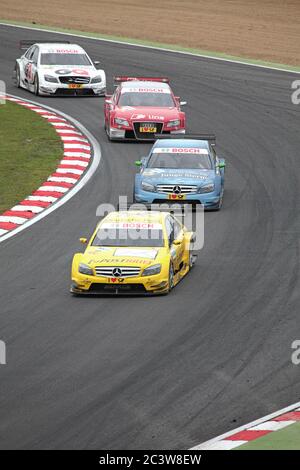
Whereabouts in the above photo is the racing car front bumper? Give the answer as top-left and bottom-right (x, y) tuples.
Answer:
(71, 271), (169, 295)
(134, 189), (223, 210)
(107, 125), (185, 141)
(39, 82), (106, 96)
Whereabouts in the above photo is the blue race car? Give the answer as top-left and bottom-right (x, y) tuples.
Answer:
(134, 135), (225, 210)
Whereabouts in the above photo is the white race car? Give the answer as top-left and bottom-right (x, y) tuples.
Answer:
(14, 40), (106, 96)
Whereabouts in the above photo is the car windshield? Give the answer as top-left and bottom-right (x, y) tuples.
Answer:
(40, 53), (91, 66)
(118, 92), (174, 107)
(148, 151), (212, 169)
(92, 227), (165, 247)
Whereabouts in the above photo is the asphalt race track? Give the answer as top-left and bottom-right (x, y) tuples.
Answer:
(0, 24), (299, 449)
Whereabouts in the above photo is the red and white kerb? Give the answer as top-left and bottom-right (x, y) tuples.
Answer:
(0, 97), (92, 237)
(194, 408), (300, 450)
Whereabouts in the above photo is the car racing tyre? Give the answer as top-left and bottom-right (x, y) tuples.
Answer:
(168, 263), (175, 293)
(15, 64), (21, 88)
(217, 188), (224, 210)
(219, 190), (224, 209)
(188, 237), (197, 269)
(33, 75), (40, 96)
(189, 250), (194, 269)
(132, 188), (137, 204)
(106, 120), (112, 141)
(210, 191), (224, 212)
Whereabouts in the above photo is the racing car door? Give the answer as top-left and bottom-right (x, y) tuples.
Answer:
(166, 216), (185, 273)
(22, 46), (39, 85)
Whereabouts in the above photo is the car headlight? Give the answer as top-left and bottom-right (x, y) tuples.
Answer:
(142, 264), (162, 276)
(166, 119), (180, 128)
(44, 74), (59, 83)
(91, 75), (102, 84)
(115, 117), (129, 127)
(78, 263), (94, 275)
(199, 183), (215, 193)
(141, 181), (156, 192)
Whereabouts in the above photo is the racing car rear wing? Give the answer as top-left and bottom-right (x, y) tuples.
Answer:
(19, 40), (71, 50)
(114, 76), (169, 86)
(154, 133), (216, 143)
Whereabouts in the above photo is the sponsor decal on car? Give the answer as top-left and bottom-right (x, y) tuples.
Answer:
(52, 68), (90, 76)
(148, 115), (165, 120)
(168, 194), (186, 200)
(88, 257), (151, 265)
(163, 173), (208, 179)
(140, 123), (157, 133)
(153, 147), (208, 154)
(114, 248), (158, 259)
(54, 69), (72, 75)
(25, 62), (34, 82)
(131, 113), (146, 120)
(109, 278), (125, 283)
(101, 222), (162, 230)
(121, 88), (170, 94)
(142, 169), (209, 179)
(45, 48), (82, 54)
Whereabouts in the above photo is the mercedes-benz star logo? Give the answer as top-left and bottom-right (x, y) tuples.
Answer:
(173, 185), (181, 194)
(112, 268), (122, 277)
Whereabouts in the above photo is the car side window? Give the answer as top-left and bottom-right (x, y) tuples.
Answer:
(165, 217), (174, 246)
(32, 47), (39, 64)
(210, 145), (217, 165)
(26, 46), (37, 62)
(114, 88), (120, 104)
(25, 47), (33, 60)
(173, 218), (182, 239)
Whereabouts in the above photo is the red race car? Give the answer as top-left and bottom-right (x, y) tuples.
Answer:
(104, 77), (186, 141)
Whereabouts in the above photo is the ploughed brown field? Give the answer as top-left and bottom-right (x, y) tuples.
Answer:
(1, 0), (299, 65)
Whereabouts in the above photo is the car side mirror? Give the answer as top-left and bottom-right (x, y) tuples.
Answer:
(180, 101), (187, 106)
(136, 156), (147, 167)
(217, 161), (226, 169)
(173, 239), (181, 246)
(80, 237), (88, 244)
(93, 60), (101, 68)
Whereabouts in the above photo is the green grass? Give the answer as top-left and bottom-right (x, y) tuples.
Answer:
(1, 19), (300, 73)
(236, 422), (300, 450)
(0, 100), (62, 212)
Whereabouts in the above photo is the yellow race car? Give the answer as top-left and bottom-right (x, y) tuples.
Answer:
(71, 210), (196, 295)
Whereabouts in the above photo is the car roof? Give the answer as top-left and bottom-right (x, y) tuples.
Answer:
(153, 139), (210, 150)
(36, 43), (85, 53)
(120, 81), (171, 91)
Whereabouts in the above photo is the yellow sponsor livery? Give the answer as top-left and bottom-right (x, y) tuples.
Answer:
(71, 210), (196, 295)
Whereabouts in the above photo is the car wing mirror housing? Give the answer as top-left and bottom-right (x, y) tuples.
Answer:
(135, 157), (147, 167)
(217, 158), (226, 169)
(80, 237), (88, 244)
